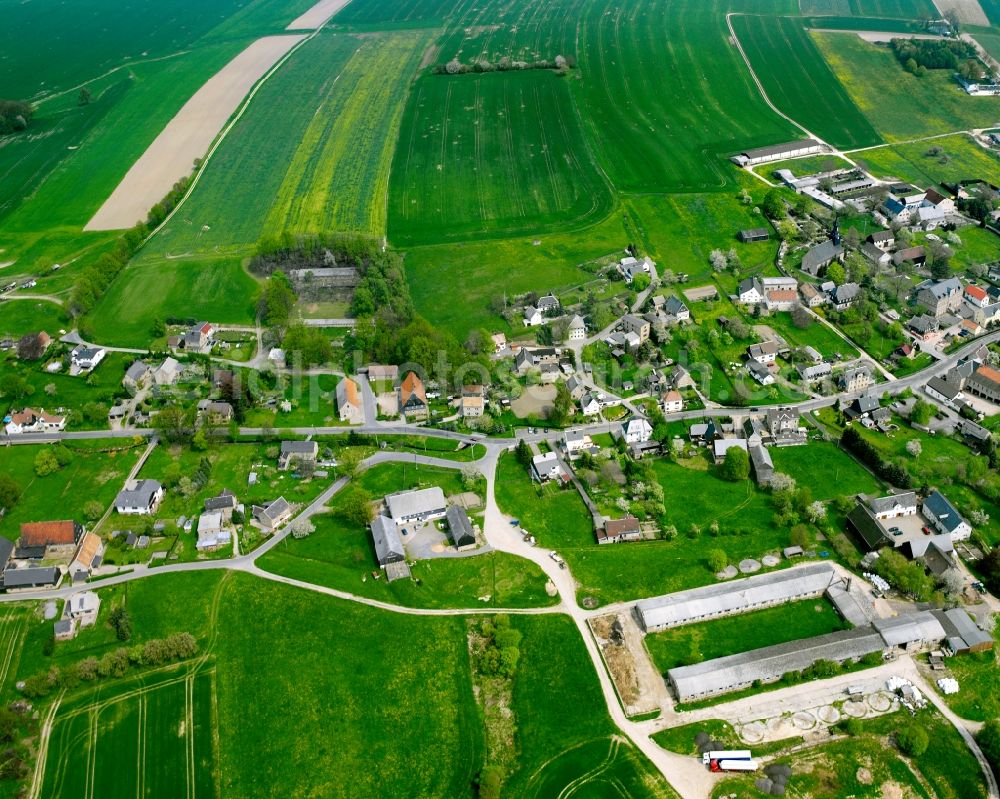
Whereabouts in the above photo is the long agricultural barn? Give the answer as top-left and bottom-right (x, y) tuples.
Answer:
(732, 139), (823, 166)
(667, 611), (950, 702)
(635, 563), (837, 632)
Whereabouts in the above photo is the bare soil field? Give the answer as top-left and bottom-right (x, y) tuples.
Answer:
(85, 35), (305, 231)
(932, 0), (990, 25)
(286, 0), (355, 30)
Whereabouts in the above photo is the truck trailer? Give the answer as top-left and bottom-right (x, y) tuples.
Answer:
(710, 759), (760, 773)
(702, 750), (751, 765)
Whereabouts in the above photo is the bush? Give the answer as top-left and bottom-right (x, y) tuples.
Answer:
(896, 724), (929, 757)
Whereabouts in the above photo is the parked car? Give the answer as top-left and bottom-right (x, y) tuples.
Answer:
(922, 526), (932, 535)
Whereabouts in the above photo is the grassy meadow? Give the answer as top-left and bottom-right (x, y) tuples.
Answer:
(855, 133), (1000, 189)
(389, 70), (614, 245)
(0, 300), (68, 339)
(798, 0), (937, 14)
(813, 32), (1000, 141)
(732, 15), (881, 150)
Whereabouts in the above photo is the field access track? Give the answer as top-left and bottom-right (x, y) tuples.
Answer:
(85, 35), (305, 232)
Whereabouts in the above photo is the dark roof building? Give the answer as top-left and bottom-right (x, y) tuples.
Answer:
(738, 228), (770, 243)
(3, 567), (60, 590)
(370, 516), (405, 566)
(445, 506), (476, 549)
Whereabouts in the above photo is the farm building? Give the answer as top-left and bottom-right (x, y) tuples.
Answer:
(667, 611), (949, 701)
(252, 497), (292, 531)
(370, 516), (406, 567)
(445, 506), (476, 550)
(931, 608), (993, 654)
(738, 228), (769, 243)
(965, 365), (1000, 403)
(386, 487), (447, 524)
(748, 444), (775, 486)
(732, 139), (823, 166)
(278, 441), (318, 471)
(635, 563), (836, 632)
(2, 566), (61, 591)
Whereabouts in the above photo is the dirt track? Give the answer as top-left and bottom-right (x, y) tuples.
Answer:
(286, 0), (353, 30)
(85, 35), (305, 232)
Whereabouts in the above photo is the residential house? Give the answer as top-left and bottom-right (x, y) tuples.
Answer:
(567, 315), (586, 341)
(801, 240), (844, 278)
(923, 490), (972, 541)
(4, 407), (66, 435)
(766, 408), (806, 445)
(204, 490), (238, 519)
(737, 277), (764, 305)
(367, 364), (399, 383)
(838, 366), (874, 393)
(916, 205), (946, 230)
(114, 480), (164, 515)
(537, 294), (561, 314)
(196, 512), (232, 551)
(924, 188), (955, 213)
(619, 417), (653, 444)
(801, 346), (822, 364)
(563, 430), (593, 457)
(965, 365), (1000, 403)
(69, 532), (104, 580)
(446, 506), (477, 550)
(618, 256), (654, 283)
(566, 375), (586, 401)
(746, 359), (774, 385)
(892, 246), (926, 268)
(846, 392), (880, 420)
(523, 306), (543, 327)
(689, 420), (717, 445)
(67, 591), (101, 626)
(907, 313), (939, 341)
(461, 385), (485, 418)
(515, 347), (559, 374)
(861, 243), (892, 268)
(123, 361), (150, 392)
(336, 377), (363, 424)
(70, 345), (105, 371)
(868, 492), (918, 521)
(579, 393), (601, 417)
(661, 390), (683, 414)
(961, 319), (983, 337)
(182, 322), (215, 352)
(386, 487), (447, 524)
(830, 282), (861, 311)
(400, 372), (428, 420)
(925, 376), (964, 409)
(800, 283), (828, 308)
(747, 341), (778, 364)
(964, 284), (989, 310)
(596, 517), (643, 545)
(662, 295), (690, 323)
(620, 314), (650, 344)
(153, 357), (182, 386)
(278, 440), (318, 471)
(252, 497), (292, 531)
(197, 400), (234, 425)
(531, 452), (564, 483)
(868, 230), (895, 251)
(491, 333), (507, 353)
(915, 278), (963, 317)
(370, 516), (406, 569)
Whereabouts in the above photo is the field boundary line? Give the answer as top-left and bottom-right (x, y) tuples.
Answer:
(843, 128), (977, 154)
(27, 691), (64, 799)
(139, 24), (334, 251)
(32, 50), (193, 107)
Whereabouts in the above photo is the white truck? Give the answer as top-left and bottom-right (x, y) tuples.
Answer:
(702, 750), (751, 765)
(710, 759), (759, 773)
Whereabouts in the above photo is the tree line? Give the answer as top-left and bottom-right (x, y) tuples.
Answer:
(890, 38), (978, 76)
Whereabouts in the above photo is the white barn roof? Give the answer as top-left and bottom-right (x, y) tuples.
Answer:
(385, 487), (446, 522)
(636, 563), (836, 630)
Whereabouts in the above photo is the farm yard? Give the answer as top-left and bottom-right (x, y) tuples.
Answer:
(389, 70), (613, 244)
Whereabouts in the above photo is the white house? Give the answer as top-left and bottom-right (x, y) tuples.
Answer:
(71, 345), (106, 371)
(747, 341), (778, 365)
(563, 430), (593, 456)
(567, 315), (586, 341)
(867, 492), (918, 521)
(523, 306), (543, 327)
(923, 490), (972, 541)
(619, 418), (653, 444)
(737, 277), (764, 305)
(196, 512), (232, 551)
(746, 359), (775, 385)
(153, 357), (182, 386)
(531, 452), (563, 483)
(661, 390), (683, 414)
(114, 480), (164, 515)
(336, 377), (364, 425)
(579, 393), (601, 417)
(5, 408), (66, 435)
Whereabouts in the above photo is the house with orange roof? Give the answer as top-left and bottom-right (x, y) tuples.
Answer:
(69, 532), (105, 580)
(4, 407), (66, 435)
(400, 372), (428, 420)
(337, 377), (363, 425)
(965, 365), (1000, 403)
(964, 284), (989, 309)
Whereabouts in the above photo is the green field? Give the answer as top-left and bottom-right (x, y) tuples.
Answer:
(574, 0), (797, 192)
(770, 440), (882, 498)
(750, 310), (860, 360)
(940, 649), (1000, 722)
(85, 257), (258, 346)
(644, 598), (849, 673)
(0, 300), (68, 338)
(814, 32), (1000, 141)
(855, 134), (1000, 189)
(799, 0), (937, 15)
(40, 666), (217, 799)
(389, 70), (614, 245)
(0, 440), (145, 541)
(733, 15), (881, 150)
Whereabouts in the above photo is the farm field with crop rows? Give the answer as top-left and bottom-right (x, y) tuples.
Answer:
(389, 70), (613, 245)
(732, 14), (882, 149)
(798, 0), (936, 15)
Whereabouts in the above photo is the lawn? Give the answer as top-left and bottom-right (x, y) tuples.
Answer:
(769, 440), (883, 499)
(653, 718), (801, 757)
(644, 598), (849, 673)
(940, 648), (1000, 722)
(759, 153), (853, 177)
(573, 0), (798, 192)
(0, 439), (145, 542)
(813, 32), (1000, 141)
(749, 309), (859, 360)
(855, 134), (1000, 190)
(258, 510), (557, 609)
(389, 69), (613, 245)
(0, 300), (68, 338)
(85, 256), (259, 347)
(732, 15), (881, 150)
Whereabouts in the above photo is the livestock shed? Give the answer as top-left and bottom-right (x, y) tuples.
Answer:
(872, 613), (947, 652)
(667, 627), (884, 702)
(635, 563), (836, 632)
(931, 608), (993, 654)
(445, 506), (476, 550)
(739, 228), (770, 243)
(732, 139), (823, 166)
